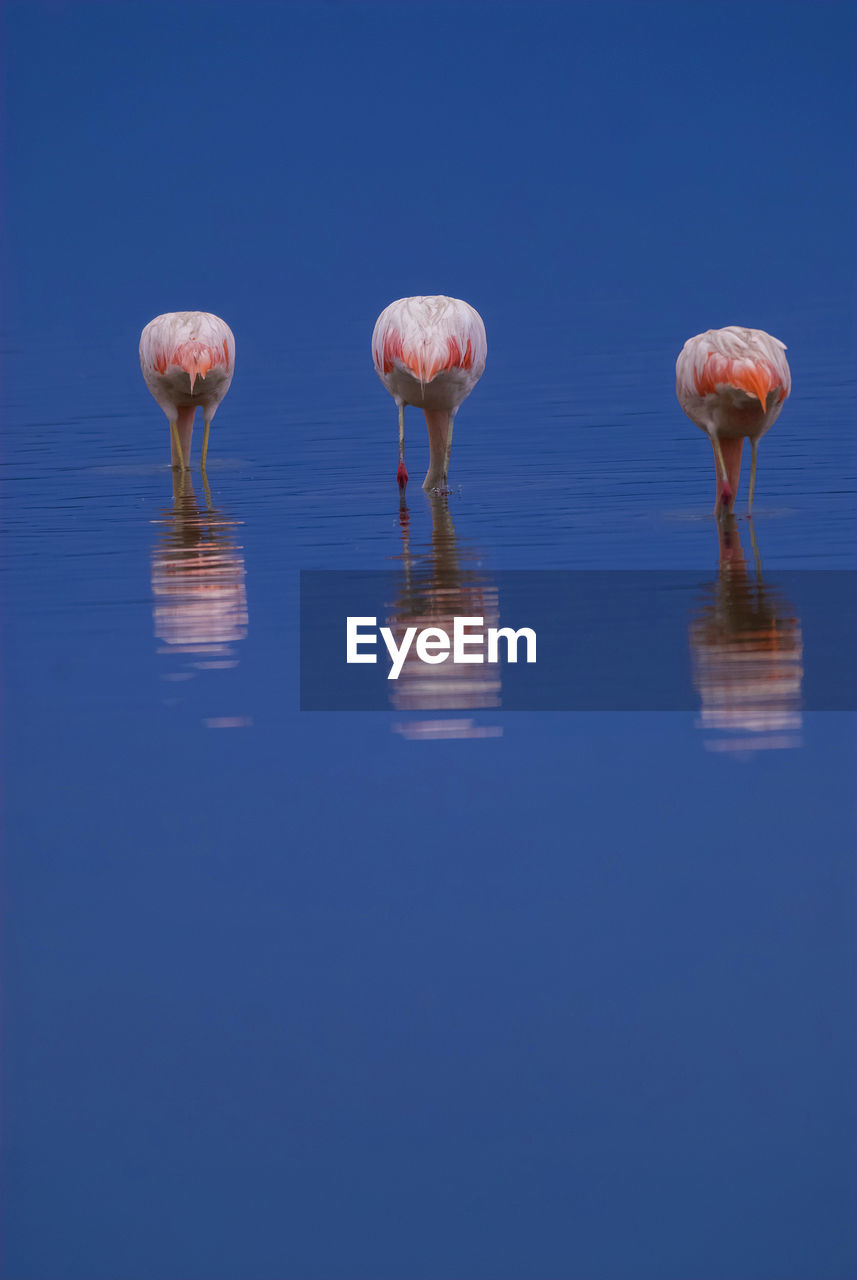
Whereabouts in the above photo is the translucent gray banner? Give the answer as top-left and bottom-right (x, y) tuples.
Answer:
(300, 570), (856, 715)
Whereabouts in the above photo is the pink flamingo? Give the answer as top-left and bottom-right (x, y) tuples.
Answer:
(140, 311), (235, 470)
(372, 296), (487, 492)
(676, 326), (790, 514)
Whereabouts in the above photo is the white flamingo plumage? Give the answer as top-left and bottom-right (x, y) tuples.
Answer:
(372, 296), (487, 492)
(676, 326), (790, 514)
(140, 311), (236, 470)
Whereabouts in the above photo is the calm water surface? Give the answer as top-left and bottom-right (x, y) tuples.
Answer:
(3, 312), (855, 1279)
(3, 2), (856, 1277)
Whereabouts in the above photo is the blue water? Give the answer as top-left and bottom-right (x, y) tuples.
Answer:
(3, 4), (855, 1278)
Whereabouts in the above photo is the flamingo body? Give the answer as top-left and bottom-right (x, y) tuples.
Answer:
(140, 311), (235, 468)
(676, 326), (790, 512)
(372, 296), (487, 491)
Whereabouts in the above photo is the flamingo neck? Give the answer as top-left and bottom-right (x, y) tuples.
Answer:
(171, 405), (196, 467)
(423, 408), (451, 490)
(716, 437), (744, 510)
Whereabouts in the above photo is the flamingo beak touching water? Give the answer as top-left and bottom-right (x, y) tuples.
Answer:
(675, 325), (790, 516)
(140, 311), (236, 470)
(372, 295), (487, 493)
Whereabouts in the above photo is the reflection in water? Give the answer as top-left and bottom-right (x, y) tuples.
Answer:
(387, 494), (501, 739)
(151, 473), (249, 705)
(690, 518), (802, 753)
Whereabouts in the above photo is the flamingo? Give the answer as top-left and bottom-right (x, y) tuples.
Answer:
(372, 296), (487, 492)
(676, 326), (790, 514)
(140, 311), (235, 470)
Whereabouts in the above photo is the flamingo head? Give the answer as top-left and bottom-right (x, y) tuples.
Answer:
(396, 462), (409, 489)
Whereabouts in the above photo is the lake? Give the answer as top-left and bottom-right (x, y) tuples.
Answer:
(2, 4), (855, 1278)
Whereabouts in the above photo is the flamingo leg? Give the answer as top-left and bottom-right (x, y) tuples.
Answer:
(201, 418), (211, 472)
(441, 411), (455, 489)
(711, 434), (728, 486)
(747, 439), (758, 516)
(170, 419), (187, 471)
(201, 467), (213, 512)
(396, 402), (409, 490)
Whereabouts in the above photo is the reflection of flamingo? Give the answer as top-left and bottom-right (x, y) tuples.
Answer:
(676, 326), (790, 514)
(388, 495), (501, 739)
(151, 471), (248, 672)
(689, 516), (802, 752)
(140, 311), (235, 470)
(372, 296), (487, 493)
